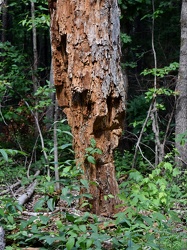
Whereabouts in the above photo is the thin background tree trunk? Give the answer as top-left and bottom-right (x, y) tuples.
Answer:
(176, 0), (187, 167)
(54, 100), (60, 191)
(31, 1), (40, 140)
(31, 1), (38, 93)
(48, 0), (127, 215)
(1, 0), (7, 43)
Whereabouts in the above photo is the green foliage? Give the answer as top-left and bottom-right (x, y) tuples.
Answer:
(141, 62), (179, 77)
(119, 157), (181, 211)
(113, 208), (187, 250)
(0, 170), (110, 249)
(121, 32), (132, 45)
(127, 94), (150, 133)
(126, 85), (176, 165)
(0, 198), (23, 231)
(145, 87), (177, 102)
(176, 130), (187, 146)
(8, 211), (110, 249)
(0, 42), (35, 151)
(0, 149), (27, 183)
(113, 151), (187, 249)
(0, 148), (26, 162)
(48, 119), (74, 163)
(85, 138), (102, 164)
(33, 82), (55, 111)
(115, 150), (133, 176)
(0, 42), (31, 93)
(0, 148), (187, 249)
(19, 0), (50, 30)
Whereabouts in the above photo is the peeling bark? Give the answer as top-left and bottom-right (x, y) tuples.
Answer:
(48, 0), (127, 215)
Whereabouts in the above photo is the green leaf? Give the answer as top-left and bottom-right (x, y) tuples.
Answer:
(47, 198), (55, 211)
(129, 170), (143, 181)
(60, 143), (72, 150)
(90, 138), (96, 148)
(62, 131), (73, 137)
(62, 166), (71, 173)
(79, 224), (87, 232)
(173, 167), (180, 177)
(86, 239), (93, 248)
(66, 237), (75, 250)
(127, 240), (140, 250)
(115, 212), (131, 227)
(61, 187), (69, 196)
(152, 212), (166, 222)
(39, 215), (50, 225)
(31, 225), (39, 234)
(7, 215), (14, 224)
(108, 194), (114, 198)
(33, 198), (45, 211)
(0, 208), (4, 216)
(90, 224), (98, 233)
(40, 235), (56, 245)
(142, 215), (153, 226)
(56, 220), (63, 229)
(80, 179), (89, 190)
(95, 148), (102, 154)
(163, 162), (172, 172)
(87, 155), (96, 164)
(0, 149), (8, 161)
(66, 213), (77, 222)
(85, 147), (94, 153)
(15, 204), (23, 212)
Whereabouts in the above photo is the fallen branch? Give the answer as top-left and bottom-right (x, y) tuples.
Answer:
(0, 180), (21, 196)
(0, 170), (40, 196)
(17, 180), (37, 205)
(21, 208), (60, 217)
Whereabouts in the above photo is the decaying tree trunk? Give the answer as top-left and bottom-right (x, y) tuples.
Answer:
(48, 0), (127, 215)
(176, 0), (187, 167)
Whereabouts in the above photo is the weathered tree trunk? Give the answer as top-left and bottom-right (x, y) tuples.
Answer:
(176, 0), (187, 167)
(48, 0), (127, 215)
(1, 0), (8, 43)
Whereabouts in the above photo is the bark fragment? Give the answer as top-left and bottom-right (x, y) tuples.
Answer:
(49, 0), (127, 215)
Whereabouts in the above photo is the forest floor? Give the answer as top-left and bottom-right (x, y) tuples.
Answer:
(1, 178), (187, 250)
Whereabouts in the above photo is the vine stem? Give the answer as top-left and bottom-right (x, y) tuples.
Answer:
(132, 0), (164, 168)
(132, 99), (154, 168)
(6, 85), (50, 176)
(151, 0), (163, 166)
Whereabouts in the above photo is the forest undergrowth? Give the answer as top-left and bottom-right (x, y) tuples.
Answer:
(0, 137), (187, 250)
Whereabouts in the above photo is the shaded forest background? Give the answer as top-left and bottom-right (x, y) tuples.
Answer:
(0, 0), (181, 167)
